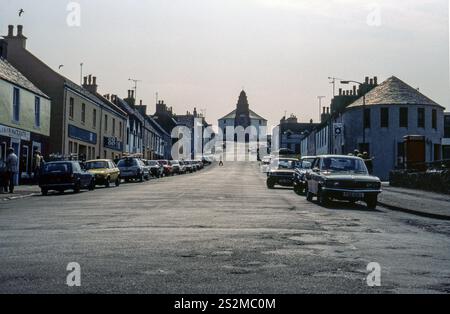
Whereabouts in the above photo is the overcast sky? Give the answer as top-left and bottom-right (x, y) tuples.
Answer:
(1, 0), (449, 128)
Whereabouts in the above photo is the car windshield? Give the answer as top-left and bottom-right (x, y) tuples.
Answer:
(271, 159), (298, 169)
(321, 157), (368, 174)
(85, 161), (108, 170)
(117, 159), (138, 167)
(158, 160), (168, 165)
(43, 163), (71, 173)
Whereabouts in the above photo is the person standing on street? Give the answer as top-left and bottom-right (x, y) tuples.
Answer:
(33, 151), (43, 183)
(6, 147), (18, 194)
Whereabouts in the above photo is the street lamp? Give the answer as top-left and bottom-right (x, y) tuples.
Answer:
(340, 80), (367, 150)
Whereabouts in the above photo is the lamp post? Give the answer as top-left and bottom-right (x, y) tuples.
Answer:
(340, 80), (366, 151)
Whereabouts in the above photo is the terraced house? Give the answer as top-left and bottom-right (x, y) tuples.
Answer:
(0, 57), (51, 182)
(1, 25), (127, 160)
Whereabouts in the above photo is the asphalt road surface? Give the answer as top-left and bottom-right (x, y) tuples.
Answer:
(1, 162), (450, 293)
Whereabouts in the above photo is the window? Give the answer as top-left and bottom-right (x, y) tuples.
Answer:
(363, 108), (371, 129)
(112, 118), (116, 136)
(34, 96), (41, 127)
(432, 109), (437, 130)
(93, 109), (97, 128)
(119, 121), (122, 138)
(81, 103), (86, 123)
(69, 97), (74, 119)
(104, 115), (108, 132)
(380, 108), (389, 128)
(417, 108), (425, 128)
(445, 115), (450, 138)
(12, 87), (20, 122)
(399, 108), (408, 128)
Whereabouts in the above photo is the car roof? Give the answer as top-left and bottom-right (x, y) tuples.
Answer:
(301, 156), (316, 160)
(317, 155), (362, 159)
(272, 158), (299, 161)
(46, 161), (77, 164)
(86, 159), (111, 163)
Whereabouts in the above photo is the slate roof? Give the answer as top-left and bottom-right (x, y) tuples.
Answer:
(220, 109), (267, 121)
(347, 76), (443, 109)
(0, 57), (48, 98)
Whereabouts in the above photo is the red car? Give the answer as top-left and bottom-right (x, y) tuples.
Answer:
(158, 160), (174, 176)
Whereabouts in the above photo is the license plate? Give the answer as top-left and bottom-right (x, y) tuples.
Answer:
(343, 192), (364, 198)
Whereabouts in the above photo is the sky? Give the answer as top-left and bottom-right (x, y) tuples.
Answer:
(1, 0), (449, 128)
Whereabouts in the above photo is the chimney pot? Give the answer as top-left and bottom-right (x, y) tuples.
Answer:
(131, 90), (135, 99)
(374, 76), (378, 85)
(88, 75), (92, 85)
(339, 88), (342, 96)
(365, 76), (369, 84)
(369, 78), (374, 85)
(7, 25), (13, 37)
(140, 100), (143, 106)
(327, 107), (330, 114)
(17, 25), (23, 36)
(353, 85), (357, 94)
(93, 76), (97, 86)
(83, 76), (87, 85)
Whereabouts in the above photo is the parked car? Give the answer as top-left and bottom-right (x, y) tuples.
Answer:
(266, 158), (300, 189)
(184, 160), (194, 173)
(158, 160), (174, 176)
(305, 155), (382, 209)
(169, 160), (182, 174)
(293, 156), (316, 194)
(85, 159), (121, 187)
(195, 160), (204, 170)
(39, 161), (95, 195)
(260, 156), (272, 173)
(177, 160), (187, 174)
(145, 160), (164, 178)
(140, 159), (153, 179)
(117, 157), (150, 182)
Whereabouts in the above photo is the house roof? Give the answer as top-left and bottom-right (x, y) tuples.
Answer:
(347, 76), (444, 109)
(0, 57), (48, 98)
(219, 109), (267, 121)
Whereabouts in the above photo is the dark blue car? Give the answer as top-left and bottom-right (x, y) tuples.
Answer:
(39, 161), (95, 195)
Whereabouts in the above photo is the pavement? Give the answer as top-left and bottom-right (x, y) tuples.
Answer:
(0, 162), (450, 293)
(379, 183), (450, 221)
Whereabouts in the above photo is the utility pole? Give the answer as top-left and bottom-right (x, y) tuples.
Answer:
(128, 78), (141, 101)
(317, 96), (326, 121)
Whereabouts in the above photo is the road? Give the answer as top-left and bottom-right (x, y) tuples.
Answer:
(0, 162), (450, 293)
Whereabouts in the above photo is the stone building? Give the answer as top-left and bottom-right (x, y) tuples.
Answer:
(1, 25), (127, 160)
(0, 57), (51, 182)
(218, 91), (267, 142)
(275, 114), (318, 155)
(331, 76), (444, 180)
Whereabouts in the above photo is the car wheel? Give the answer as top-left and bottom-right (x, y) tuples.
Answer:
(294, 184), (303, 195)
(89, 180), (95, 191)
(318, 190), (329, 207)
(140, 174), (144, 182)
(41, 188), (48, 196)
(74, 182), (81, 193)
(105, 177), (110, 188)
(266, 179), (275, 189)
(115, 177), (121, 187)
(366, 196), (378, 210)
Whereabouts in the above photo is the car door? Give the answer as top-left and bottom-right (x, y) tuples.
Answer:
(308, 158), (321, 194)
(108, 161), (118, 181)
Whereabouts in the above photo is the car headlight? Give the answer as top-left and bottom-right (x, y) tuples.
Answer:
(325, 180), (340, 187)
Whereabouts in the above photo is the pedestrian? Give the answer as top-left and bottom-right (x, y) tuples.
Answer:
(362, 152), (374, 174)
(0, 158), (7, 193)
(353, 149), (360, 157)
(6, 147), (18, 194)
(219, 155), (224, 167)
(33, 151), (43, 183)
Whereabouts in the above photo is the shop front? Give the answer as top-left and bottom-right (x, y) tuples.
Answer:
(0, 123), (49, 184)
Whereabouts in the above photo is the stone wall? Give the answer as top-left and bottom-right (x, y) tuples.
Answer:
(390, 170), (450, 195)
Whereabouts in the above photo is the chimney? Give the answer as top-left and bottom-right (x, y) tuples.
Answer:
(374, 76), (378, 85)
(83, 76), (88, 86)
(88, 75), (92, 85)
(140, 100), (143, 106)
(92, 76), (97, 86)
(339, 88), (342, 96)
(17, 25), (23, 37)
(310, 119), (313, 124)
(327, 107), (330, 114)
(131, 90), (135, 99)
(369, 78), (374, 85)
(323, 107), (326, 114)
(353, 85), (357, 95)
(7, 25), (13, 37)
(365, 76), (369, 84)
